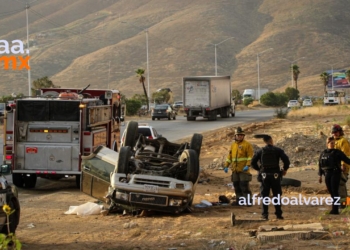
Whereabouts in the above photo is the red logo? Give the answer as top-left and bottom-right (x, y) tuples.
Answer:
(26, 147), (38, 154)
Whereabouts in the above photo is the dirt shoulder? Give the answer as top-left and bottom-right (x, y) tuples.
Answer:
(14, 107), (350, 250)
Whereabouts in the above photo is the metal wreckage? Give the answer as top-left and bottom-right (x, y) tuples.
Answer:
(81, 121), (203, 214)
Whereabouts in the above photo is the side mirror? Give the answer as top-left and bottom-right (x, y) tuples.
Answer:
(0, 165), (11, 175)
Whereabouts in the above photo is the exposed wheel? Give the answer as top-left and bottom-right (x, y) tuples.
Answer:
(12, 173), (24, 188)
(231, 107), (235, 117)
(152, 117), (155, 121)
(281, 178), (301, 187)
(220, 107), (229, 118)
(187, 117), (196, 121)
(117, 146), (131, 174)
(124, 121), (138, 148)
(168, 115), (171, 120)
(208, 110), (217, 121)
(157, 118), (160, 120)
(23, 174), (37, 189)
(76, 175), (81, 189)
(0, 198), (20, 234)
(113, 140), (118, 152)
(179, 149), (199, 184)
(190, 133), (203, 158)
(173, 115), (176, 120)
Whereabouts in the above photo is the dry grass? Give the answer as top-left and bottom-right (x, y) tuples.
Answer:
(287, 105), (350, 121)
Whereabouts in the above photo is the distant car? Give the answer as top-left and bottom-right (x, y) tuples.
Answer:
(173, 101), (183, 109)
(156, 88), (171, 93)
(151, 104), (176, 120)
(121, 123), (161, 146)
(287, 100), (300, 108)
(302, 99), (313, 107)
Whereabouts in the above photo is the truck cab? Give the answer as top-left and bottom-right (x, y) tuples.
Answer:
(324, 90), (346, 105)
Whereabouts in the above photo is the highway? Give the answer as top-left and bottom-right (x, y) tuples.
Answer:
(122, 108), (275, 142)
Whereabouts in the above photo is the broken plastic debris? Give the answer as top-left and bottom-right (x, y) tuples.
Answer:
(332, 231), (344, 236)
(64, 202), (104, 216)
(27, 223), (35, 228)
(200, 200), (212, 206)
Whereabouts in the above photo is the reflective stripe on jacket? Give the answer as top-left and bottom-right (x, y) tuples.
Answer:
(224, 140), (253, 173)
(335, 136), (350, 175)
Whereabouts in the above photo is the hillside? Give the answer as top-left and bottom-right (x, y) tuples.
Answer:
(1, 0), (350, 100)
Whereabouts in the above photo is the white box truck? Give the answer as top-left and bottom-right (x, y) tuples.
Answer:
(183, 76), (235, 121)
(242, 88), (268, 101)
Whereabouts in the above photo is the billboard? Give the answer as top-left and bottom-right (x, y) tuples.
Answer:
(327, 70), (350, 89)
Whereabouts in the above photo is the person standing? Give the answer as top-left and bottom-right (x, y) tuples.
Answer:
(251, 134), (290, 220)
(319, 136), (350, 214)
(331, 124), (350, 205)
(224, 127), (254, 206)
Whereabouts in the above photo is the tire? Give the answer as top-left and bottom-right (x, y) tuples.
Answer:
(157, 118), (160, 120)
(281, 178), (301, 187)
(179, 149), (199, 184)
(231, 107), (235, 117)
(173, 115), (176, 120)
(220, 107), (229, 118)
(117, 146), (131, 174)
(113, 140), (118, 152)
(0, 198), (20, 234)
(124, 121), (138, 148)
(190, 133), (203, 158)
(152, 117), (155, 121)
(12, 173), (24, 188)
(23, 174), (37, 188)
(168, 115), (171, 120)
(76, 175), (81, 189)
(187, 117), (196, 121)
(208, 110), (217, 121)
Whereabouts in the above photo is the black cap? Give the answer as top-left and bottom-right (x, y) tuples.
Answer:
(253, 134), (272, 142)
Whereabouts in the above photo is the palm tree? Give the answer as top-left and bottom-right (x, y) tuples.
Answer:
(320, 72), (330, 93)
(135, 68), (149, 111)
(291, 64), (300, 90)
(346, 69), (350, 84)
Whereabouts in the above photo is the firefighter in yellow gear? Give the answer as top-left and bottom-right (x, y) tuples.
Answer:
(224, 127), (254, 206)
(331, 124), (350, 206)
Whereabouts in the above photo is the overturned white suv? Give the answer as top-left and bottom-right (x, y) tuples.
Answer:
(81, 121), (202, 214)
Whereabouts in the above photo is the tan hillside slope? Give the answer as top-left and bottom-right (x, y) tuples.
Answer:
(0, 0), (349, 100)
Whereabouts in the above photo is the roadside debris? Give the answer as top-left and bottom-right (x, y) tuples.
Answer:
(64, 202), (104, 216)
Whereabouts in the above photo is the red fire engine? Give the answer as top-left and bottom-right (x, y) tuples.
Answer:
(3, 85), (124, 188)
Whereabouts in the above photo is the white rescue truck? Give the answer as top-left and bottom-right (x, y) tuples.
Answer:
(3, 85), (124, 188)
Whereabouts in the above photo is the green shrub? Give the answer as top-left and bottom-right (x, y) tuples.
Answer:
(243, 98), (253, 106)
(125, 99), (142, 115)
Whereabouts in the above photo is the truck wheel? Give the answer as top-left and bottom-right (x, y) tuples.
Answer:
(180, 149), (199, 184)
(220, 107), (229, 118)
(0, 197), (20, 234)
(124, 121), (138, 148)
(173, 115), (176, 120)
(187, 117), (196, 121)
(76, 175), (81, 189)
(168, 115), (171, 120)
(190, 133), (203, 158)
(152, 117), (155, 121)
(208, 110), (217, 121)
(117, 146), (131, 174)
(24, 174), (37, 189)
(12, 173), (24, 188)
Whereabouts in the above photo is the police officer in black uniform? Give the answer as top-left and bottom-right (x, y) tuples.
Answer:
(318, 136), (350, 214)
(251, 134), (290, 220)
